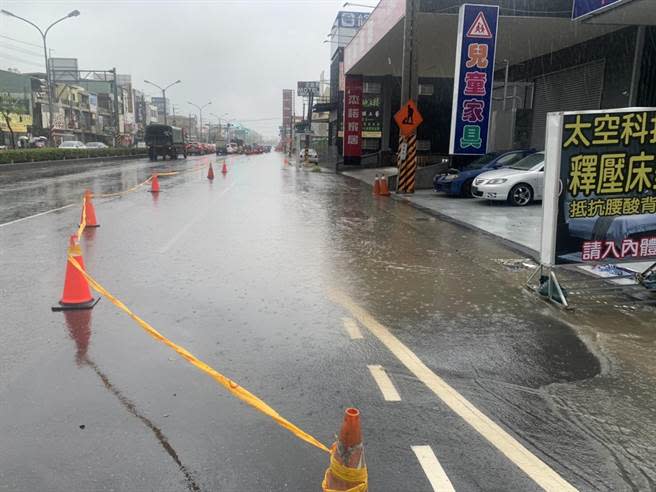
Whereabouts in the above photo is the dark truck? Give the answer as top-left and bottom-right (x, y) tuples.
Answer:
(145, 124), (187, 160)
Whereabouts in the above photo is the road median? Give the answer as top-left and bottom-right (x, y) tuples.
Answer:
(0, 147), (148, 171)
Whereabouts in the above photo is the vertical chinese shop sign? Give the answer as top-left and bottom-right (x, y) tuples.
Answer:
(449, 4), (499, 155)
(343, 75), (363, 158)
(541, 108), (656, 266)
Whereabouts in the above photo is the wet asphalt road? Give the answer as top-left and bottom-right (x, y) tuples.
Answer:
(0, 153), (654, 491)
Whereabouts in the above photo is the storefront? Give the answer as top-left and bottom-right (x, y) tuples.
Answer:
(337, 0), (656, 161)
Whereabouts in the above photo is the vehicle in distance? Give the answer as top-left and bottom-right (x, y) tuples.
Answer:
(472, 151), (545, 206)
(85, 141), (108, 149)
(226, 142), (238, 154)
(145, 124), (187, 160)
(59, 140), (86, 149)
(299, 148), (318, 164)
(434, 150), (534, 197)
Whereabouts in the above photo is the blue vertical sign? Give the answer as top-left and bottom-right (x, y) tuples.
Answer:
(449, 4), (499, 155)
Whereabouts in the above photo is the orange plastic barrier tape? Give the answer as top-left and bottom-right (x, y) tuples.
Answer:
(66, 255), (330, 454)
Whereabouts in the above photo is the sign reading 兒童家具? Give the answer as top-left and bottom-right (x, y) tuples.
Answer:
(449, 4), (499, 155)
(572, 0), (633, 21)
(541, 108), (656, 266)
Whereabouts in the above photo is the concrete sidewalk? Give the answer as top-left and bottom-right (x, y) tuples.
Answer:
(342, 166), (541, 256)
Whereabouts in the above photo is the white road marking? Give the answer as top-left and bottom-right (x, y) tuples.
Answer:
(342, 317), (364, 339)
(367, 365), (401, 401)
(158, 182), (236, 254)
(412, 445), (456, 492)
(328, 288), (577, 492)
(0, 203), (77, 228)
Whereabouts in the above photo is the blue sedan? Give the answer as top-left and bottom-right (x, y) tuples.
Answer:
(434, 150), (535, 197)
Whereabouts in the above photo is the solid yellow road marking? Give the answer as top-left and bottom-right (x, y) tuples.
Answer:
(342, 317), (364, 340)
(412, 445), (456, 492)
(329, 288), (577, 492)
(367, 365), (401, 402)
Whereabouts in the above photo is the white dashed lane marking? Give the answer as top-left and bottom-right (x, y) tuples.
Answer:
(367, 365), (401, 401)
(342, 317), (363, 339)
(412, 445), (456, 492)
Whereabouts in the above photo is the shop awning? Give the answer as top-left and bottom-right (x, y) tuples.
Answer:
(346, 11), (623, 78)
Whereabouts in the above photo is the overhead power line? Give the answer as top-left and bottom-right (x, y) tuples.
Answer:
(0, 43), (43, 58)
(0, 34), (43, 49)
(0, 52), (44, 68)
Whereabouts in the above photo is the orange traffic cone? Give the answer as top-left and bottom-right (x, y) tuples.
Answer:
(81, 190), (100, 227)
(323, 408), (367, 491)
(284, 157), (289, 166)
(150, 173), (160, 193)
(52, 235), (98, 311)
(207, 163), (215, 180)
(378, 174), (391, 197)
(372, 175), (381, 196)
(221, 161), (228, 175)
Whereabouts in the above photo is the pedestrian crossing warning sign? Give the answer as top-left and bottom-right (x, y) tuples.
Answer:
(394, 99), (423, 136)
(466, 11), (493, 39)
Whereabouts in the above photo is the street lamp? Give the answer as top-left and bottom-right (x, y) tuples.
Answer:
(143, 79), (181, 125)
(1, 8), (80, 145)
(188, 101), (211, 142)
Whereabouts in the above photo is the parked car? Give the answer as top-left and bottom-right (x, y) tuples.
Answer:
(59, 140), (86, 149)
(299, 148), (319, 164)
(85, 142), (108, 149)
(226, 142), (238, 154)
(472, 151), (545, 206)
(186, 142), (202, 155)
(434, 150), (534, 197)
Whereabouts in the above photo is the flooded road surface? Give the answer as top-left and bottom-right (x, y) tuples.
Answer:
(0, 152), (654, 491)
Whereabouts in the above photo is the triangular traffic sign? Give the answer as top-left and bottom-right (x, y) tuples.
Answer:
(394, 99), (423, 136)
(466, 11), (493, 39)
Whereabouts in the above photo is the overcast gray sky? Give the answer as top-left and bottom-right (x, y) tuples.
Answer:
(0, 0), (374, 139)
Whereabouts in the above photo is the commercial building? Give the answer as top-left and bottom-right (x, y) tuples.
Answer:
(0, 69), (33, 147)
(329, 0), (656, 165)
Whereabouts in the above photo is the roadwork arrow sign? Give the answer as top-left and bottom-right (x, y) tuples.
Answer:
(394, 99), (423, 137)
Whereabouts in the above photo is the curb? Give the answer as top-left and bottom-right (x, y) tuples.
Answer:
(0, 153), (148, 172)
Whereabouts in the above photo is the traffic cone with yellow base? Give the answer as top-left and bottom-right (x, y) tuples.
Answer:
(378, 174), (391, 197)
(81, 190), (100, 227)
(150, 173), (160, 193)
(322, 408), (368, 492)
(372, 175), (381, 196)
(52, 235), (99, 312)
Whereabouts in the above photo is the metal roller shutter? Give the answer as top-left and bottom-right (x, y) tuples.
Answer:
(531, 60), (605, 149)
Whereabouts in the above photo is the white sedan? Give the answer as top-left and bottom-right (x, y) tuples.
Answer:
(299, 148), (318, 164)
(471, 152), (545, 206)
(59, 140), (86, 149)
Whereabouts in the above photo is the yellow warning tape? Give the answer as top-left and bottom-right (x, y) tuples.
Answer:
(65, 254), (330, 454)
(93, 175), (154, 198)
(155, 161), (209, 176)
(322, 449), (368, 492)
(76, 195), (87, 240)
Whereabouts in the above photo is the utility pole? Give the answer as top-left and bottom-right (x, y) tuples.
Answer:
(111, 68), (120, 147)
(304, 91), (314, 165)
(397, 0), (419, 193)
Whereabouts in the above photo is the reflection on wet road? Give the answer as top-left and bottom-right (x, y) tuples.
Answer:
(0, 153), (654, 491)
